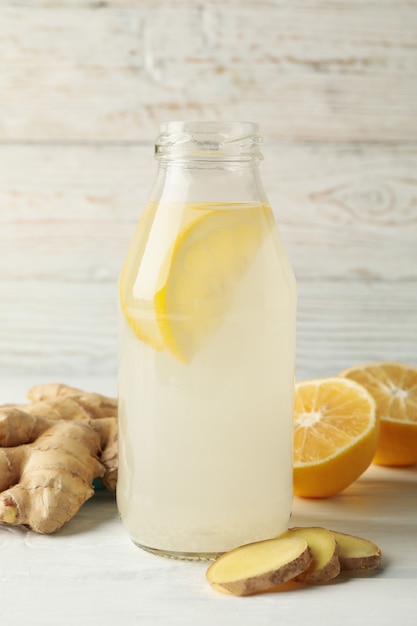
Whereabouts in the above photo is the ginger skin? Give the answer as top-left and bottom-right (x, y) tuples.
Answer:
(0, 384), (118, 534)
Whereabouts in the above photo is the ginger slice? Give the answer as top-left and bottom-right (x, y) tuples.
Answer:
(330, 530), (381, 571)
(206, 536), (312, 596)
(283, 527), (340, 583)
(0, 383), (118, 533)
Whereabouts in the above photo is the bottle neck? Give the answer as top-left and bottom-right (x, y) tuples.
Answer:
(149, 158), (268, 205)
(155, 121), (263, 162)
(149, 121), (268, 205)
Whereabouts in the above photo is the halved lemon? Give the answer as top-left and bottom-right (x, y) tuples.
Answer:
(340, 362), (417, 467)
(293, 377), (379, 498)
(120, 203), (270, 362)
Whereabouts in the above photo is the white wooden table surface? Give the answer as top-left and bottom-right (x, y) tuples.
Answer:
(1, 376), (416, 626)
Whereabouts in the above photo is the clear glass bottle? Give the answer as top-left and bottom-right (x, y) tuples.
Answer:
(117, 121), (297, 560)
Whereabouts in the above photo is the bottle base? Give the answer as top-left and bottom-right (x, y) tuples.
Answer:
(133, 541), (222, 562)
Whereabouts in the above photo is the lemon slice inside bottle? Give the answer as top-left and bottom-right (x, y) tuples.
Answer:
(120, 203), (270, 363)
(119, 201), (165, 351)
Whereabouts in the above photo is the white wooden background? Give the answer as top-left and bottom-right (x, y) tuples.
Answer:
(1, 0), (416, 382)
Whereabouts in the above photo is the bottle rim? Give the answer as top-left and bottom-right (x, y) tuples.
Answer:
(155, 121), (263, 161)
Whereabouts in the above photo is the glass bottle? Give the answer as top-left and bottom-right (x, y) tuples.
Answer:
(117, 121), (297, 560)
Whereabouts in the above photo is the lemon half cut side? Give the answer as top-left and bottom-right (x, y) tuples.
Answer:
(340, 362), (417, 467)
(293, 377), (379, 498)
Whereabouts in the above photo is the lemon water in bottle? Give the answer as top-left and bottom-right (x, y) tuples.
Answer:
(117, 121), (297, 560)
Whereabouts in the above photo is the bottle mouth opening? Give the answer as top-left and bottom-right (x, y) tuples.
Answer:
(155, 121), (263, 161)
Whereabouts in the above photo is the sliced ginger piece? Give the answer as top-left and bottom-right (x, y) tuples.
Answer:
(283, 527), (340, 583)
(330, 530), (381, 571)
(206, 536), (312, 596)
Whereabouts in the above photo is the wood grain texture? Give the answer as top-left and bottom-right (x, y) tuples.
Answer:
(0, 1), (416, 141)
(1, 142), (416, 377)
(0, 1), (416, 377)
(1, 142), (416, 282)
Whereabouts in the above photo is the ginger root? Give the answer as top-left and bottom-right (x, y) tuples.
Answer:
(0, 383), (117, 534)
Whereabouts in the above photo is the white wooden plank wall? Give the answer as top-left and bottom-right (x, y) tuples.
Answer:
(1, 0), (416, 381)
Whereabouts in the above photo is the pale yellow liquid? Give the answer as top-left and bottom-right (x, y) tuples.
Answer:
(117, 202), (296, 558)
